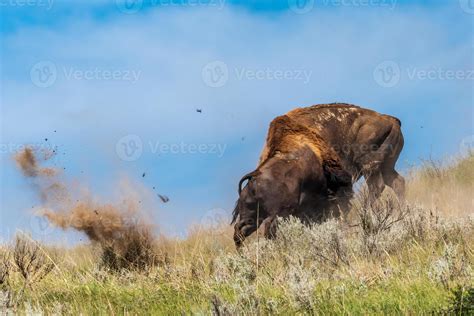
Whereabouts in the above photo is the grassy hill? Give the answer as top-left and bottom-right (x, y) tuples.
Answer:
(1, 154), (473, 314)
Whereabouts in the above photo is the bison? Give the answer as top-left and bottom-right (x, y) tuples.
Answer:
(232, 103), (404, 248)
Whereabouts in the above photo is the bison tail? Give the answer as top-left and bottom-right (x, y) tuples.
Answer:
(371, 122), (403, 167)
(358, 121), (403, 172)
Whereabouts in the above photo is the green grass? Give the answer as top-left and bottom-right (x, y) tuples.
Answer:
(8, 268), (461, 314)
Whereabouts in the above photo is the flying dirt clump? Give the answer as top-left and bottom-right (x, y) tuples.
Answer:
(14, 147), (158, 270)
(14, 147), (57, 178)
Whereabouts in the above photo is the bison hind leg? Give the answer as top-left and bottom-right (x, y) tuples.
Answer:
(365, 170), (386, 202)
(364, 168), (405, 203)
(383, 169), (405, 200)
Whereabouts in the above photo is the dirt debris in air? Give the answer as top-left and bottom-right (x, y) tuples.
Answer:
(158, 194), (169, 203)
(14, 147), (158, 269)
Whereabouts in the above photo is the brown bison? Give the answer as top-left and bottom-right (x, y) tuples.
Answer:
(232, 103), (404, 247)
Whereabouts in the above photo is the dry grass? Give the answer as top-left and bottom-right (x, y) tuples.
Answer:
(407, 153), (473, 217)
(0, 153), (473, 314)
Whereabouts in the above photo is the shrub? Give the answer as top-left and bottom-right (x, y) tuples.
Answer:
(13, 234), (54, 285)
(0, 250), (10, 286)
(352, 188), (408, 255)
(100, 226), (158, 271)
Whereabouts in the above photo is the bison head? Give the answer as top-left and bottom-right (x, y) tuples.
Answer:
(232, 146), (352, 248)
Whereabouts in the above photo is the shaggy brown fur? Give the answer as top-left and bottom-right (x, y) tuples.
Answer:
(233, 103), (404, 248)
(259, 114), (346, 175)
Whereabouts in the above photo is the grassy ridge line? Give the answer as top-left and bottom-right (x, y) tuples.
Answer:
(0, 154), (473, 314)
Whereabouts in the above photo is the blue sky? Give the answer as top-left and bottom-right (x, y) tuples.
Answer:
(0, 0), (472, 244)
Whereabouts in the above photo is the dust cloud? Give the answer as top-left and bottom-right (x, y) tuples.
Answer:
(14, 147), (157, 268)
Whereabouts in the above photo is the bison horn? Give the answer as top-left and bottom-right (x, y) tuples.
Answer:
(238, 171), (259, 195)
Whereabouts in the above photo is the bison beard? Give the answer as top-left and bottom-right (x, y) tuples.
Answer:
(232, 103), (405, 248)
